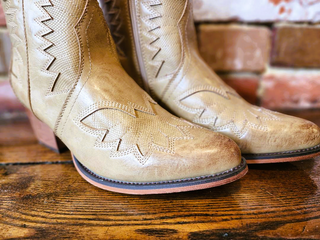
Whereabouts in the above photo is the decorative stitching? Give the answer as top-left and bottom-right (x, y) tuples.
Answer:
(34, 0), (62, 96)
(160, 0), (191, 101)
(155, 60), (165, 78)
(140, 0), (165, 78)
(54, 0), (89, 135)
(74, 96), (197, 165)
(176, 86), (280, 139)
(33, 0), (85, 98)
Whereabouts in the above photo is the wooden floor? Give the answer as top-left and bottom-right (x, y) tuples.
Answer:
(1, 111), (320, 239)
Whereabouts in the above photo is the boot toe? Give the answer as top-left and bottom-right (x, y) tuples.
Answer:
(289, 119), (320, 149)
(171, 127), (243, 179)
(241, 113), (320, 154)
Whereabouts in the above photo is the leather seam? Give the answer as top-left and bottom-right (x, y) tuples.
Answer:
(80, 158), (246, 185)
(22, 0), (33, 114)
(244, 144), (320, 157)
(162, 0), (190, 101)
(54, 0), (89, 135)
(137, 0), (151, 91)
(125, 0), (144, 87)
(58, 10), (93, 136)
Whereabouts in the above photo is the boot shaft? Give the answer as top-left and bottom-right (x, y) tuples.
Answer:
(100, 0), (199, 99)
(3, 0), (118, 129)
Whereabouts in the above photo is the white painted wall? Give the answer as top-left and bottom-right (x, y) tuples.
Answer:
(193, 0), (320, 22)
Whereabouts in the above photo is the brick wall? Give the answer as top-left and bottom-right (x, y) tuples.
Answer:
(195, 0), (320, 110)
(1, 0), (320, 117)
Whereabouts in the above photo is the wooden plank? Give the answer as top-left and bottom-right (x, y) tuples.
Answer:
(0, 120), (35, 146)
(0, 144), (71, 164)
(0, 120), (71, 164)
(1, 159), (320, 239)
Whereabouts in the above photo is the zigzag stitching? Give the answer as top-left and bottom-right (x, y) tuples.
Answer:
(94, 130), (153, 165)
(141, 0), (162, 23)
(75, 93), (157, 123)
(75, 98), (195, 165)
(92, 120), (195, 165)
(34, 0), (62, 96)
(253, 107), (281, 121)
(176, 87), (280, 138)
(176, 87), (229, 125)
(211, 115), (249, 139)
(127, 93), (157, 116)
(141, 0), (166, 79)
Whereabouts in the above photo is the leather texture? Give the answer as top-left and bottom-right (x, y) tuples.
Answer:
(3, 0), (243, 182)
(99, 0), (320, 154)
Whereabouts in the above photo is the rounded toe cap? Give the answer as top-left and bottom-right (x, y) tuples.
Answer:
(172, 128), (243, 178)
(241, 113), (320, 154)
(288, 119), (320, 150)
(79, 124), (244, 183)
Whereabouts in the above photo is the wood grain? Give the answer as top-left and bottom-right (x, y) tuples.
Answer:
(1, 160), (320, 239)
(1, 112), (320, 239)
(0, 120), (71, 164)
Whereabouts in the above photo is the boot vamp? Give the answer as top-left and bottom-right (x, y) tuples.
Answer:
(178, 92), (320, 153)
(62, 89), (242, 182)
(59, 59), (242, 182)
(164, 55), (320, 154)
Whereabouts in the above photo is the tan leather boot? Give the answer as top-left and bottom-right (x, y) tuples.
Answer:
(99, 0), (320, 164)
(2, 0), (247, 194)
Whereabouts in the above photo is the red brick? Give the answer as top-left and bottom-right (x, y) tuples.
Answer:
(0, 80), (24, 113)
(271, 24), (320, 68)
(219, 73), (260, 105)
(199, 24), (271, 72)
(261, 69), (320, 110)
(0, 2), (5, 26)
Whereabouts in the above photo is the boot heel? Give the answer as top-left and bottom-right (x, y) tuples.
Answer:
(26, 109), (68, 154)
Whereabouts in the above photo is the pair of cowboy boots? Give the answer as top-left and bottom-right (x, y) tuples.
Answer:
(3, 0), (320, 195)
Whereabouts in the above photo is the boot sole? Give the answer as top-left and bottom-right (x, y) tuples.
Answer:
(72, 155), (248, 195)
(244, 144), (320, 164)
